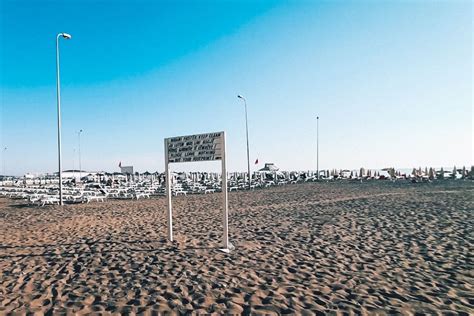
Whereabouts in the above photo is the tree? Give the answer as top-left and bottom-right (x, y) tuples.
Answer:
(462, 166), (466, 179)
(412, 168), (417, 177)
(439, 167), (444, 180)
(452, 166), (457, 179)
(360, 168), (364, 178)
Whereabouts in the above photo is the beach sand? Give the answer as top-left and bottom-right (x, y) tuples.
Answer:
(1, 180), (473, 314)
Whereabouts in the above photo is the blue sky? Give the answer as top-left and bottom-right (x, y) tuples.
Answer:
(0, 0), (472, 175)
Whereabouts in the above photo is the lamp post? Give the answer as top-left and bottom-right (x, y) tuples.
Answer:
(56, 32), (72, 205)
(316, 116), (319, 180)
(78, 129), (83, 182)
(237, 95), (251, 189)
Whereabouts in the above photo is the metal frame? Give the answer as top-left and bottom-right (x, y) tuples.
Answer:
(164, 131), (232, 252)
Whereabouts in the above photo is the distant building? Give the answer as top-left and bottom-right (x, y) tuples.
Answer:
(61, 170), (84, 179)
(258, 163), (279, 172)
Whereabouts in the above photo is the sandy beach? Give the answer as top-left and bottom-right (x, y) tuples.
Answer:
(1, 180), (473, 314)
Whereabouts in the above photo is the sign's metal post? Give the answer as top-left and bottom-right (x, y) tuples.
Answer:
(220, 132), (231, 252)
(164, 139), (173, 242)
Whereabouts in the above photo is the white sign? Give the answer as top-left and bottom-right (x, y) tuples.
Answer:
(164, 131), (232, 253)
(165, 132), (224, 163)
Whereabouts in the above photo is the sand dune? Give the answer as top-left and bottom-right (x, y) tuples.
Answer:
(1, 180), (473, 314)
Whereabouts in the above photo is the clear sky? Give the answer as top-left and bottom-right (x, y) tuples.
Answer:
(0, 0), (472, 175)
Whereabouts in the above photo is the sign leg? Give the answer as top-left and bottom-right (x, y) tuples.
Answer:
(219, 132), (233, 253)
(165, 139), (173, 242)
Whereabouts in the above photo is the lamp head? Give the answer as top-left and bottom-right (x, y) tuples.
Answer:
(237, 95), (244, 99)
(61, 33), (72, 39)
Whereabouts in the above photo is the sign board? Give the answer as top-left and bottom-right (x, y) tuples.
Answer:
(165, 132), (224, 163)
(164, 131), (232, 253)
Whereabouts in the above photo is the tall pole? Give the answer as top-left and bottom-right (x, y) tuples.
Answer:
(221, 132), (229, 250)
(78, 129), (83, 182)
(55, 33), (71, 206)
(316, 116), (319, 180)
(238, 95), (251, 189)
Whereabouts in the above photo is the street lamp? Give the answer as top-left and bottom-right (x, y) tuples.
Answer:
(237, 95), (251, 189)
(78, 129), (83, 182)
(316, 116), (319, 180)
(56, 32), (72, 205)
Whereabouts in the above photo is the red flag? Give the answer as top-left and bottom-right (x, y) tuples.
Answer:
(119, 161), (122, 168)
(255, 158), (258, 165)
